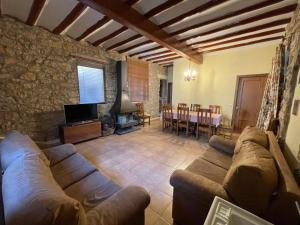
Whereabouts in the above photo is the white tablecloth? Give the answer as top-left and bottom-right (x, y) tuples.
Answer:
(161, 111), (222, 127)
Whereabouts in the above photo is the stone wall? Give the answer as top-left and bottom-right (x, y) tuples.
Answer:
(145, 63), (163, 117)
(278, 1), (300, 169)
(278, 3), (300, 141)
(0, 16), (121, 142)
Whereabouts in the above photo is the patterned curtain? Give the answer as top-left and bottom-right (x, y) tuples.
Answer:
(257, 45), (285, 130)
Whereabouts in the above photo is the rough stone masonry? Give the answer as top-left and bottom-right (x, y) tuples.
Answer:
(0, 16), (161, 142)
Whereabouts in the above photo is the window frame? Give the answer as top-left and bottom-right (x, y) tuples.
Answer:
(76, 61), (107, 104)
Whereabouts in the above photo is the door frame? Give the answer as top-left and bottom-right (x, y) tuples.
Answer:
(232, 73), (268, 131)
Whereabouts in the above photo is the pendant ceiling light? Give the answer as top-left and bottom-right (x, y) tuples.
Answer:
(184, 59), (197, 81)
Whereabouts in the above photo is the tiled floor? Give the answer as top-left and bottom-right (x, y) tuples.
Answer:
(75, 120), (211, 225)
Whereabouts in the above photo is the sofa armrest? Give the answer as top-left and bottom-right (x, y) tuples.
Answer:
(209, 135), (236, 155)
(86, 186), (150, 225)
(170, 169), (229, 200)
(42, 144), (77, 166)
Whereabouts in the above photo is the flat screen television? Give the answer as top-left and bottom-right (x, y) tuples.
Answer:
(64, 103), (98, 124)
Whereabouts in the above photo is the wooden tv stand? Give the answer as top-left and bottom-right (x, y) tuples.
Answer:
(59, 121), (102, 144)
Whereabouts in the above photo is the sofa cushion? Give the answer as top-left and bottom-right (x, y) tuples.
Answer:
(200, 147), (232, 170)
(2, 154), (86, 225)
(65, 171), (121, 211)
(209, 135), (236, 155)
(43, 143), (77, 166)
(235, 126), (268, 154)
(186, 158), (227, 184)
(223, 141), (278, 215)
(0, 131), (49, 171)
(51, 153), (97, 189)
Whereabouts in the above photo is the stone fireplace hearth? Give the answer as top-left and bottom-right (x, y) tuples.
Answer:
(110, 61), (139, 134)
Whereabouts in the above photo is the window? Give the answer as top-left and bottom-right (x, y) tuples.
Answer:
(127, 58), (149, 102)
(77, 65), (105, 104)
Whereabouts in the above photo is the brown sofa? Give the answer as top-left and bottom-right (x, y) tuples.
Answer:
(0, 131), (150, 225)
(170, 126), (300, 225)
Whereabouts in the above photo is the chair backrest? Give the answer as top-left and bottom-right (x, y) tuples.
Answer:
(136, 102), (144, 115)
(178, 103), (187, 108)
(209, 105), (221, 114)
(177, 106), (189, 122)
(162, 104), (173, 120)
(197, 109), (212, 126)
(190, 104), (201, 112)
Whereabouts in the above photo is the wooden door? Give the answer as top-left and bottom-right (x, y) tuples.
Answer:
(168, 82), (172, 104)
(233, 74), (267, 132)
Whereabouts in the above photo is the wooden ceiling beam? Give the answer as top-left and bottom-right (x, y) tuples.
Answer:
(171, 0), (284, 36)
(78, 0), (202, 63)
(76, 16), (110, 41)
(160, 63), (174, 67)
(144, 0), (183, 18)
(139, 50), (171, 59)
(190, 18), (290, 46)
(119, 40), (153, 53)
(146, 53), (178, 61)
(198, 28), (285, 49)
(26, 0), (47, 25)
(105, 0), (182, 50)
(125, 0), (140, 5)
(153, 56), (182, 64)
(93, 26), (128, 46)
(200, 36), (283, 53)
(129, 46), (164, 57)
(159, 0), (230, 28)
(106, 34), (142, 50)
(76, 0), (138, 42)
(53, 3), (87, 34)
(180, 4), (296, 42)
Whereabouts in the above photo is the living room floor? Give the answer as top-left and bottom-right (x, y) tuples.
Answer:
(75, 119), (211, 225)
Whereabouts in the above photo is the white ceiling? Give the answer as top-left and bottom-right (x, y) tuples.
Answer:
(1, 0), (297, 64)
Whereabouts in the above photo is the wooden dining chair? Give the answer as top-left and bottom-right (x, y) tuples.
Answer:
(217, 119), (234, 139)
(162, 104), (175, 131)
(196, 109), (213, 139)
(176, 106), (190, 136)
(136, 102), (151, 127)
(209, 105), (221, 114)
(190, 104), (201, 112)
(178, 103), (187, 108)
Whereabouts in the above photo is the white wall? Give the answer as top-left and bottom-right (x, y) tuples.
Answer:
(285, 69), (300, 165)
(172, 43), (278, 122)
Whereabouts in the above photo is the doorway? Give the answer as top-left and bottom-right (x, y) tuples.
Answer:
(233, 74), (267, 132)
(159, 79), (168, 112)
(167, 82), (173, 104)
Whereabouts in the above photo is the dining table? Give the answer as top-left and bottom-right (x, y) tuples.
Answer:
(160, 109), (223, 127)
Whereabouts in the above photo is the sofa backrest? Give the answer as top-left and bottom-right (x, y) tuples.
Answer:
(0, 131), (87, 225)
(2, 154), (86, 225)
(234, 126), (269, 154)
(223, 141), (278, 215)
(0, 131), (49, 171)
(265, 131), (300, 225)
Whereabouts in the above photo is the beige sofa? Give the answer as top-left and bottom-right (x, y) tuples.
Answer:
(170, 126), (300, 225)
(0, 131), (150, 225)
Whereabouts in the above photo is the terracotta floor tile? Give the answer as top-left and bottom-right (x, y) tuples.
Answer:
(154, 217), (170, 225)
(149, 189), (172, 215)
(162, 202), (173, 224)
(145, 207), (160, 225)
(75, 120), (210, 225)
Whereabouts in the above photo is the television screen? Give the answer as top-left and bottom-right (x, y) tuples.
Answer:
(64, 104), (98, 124)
